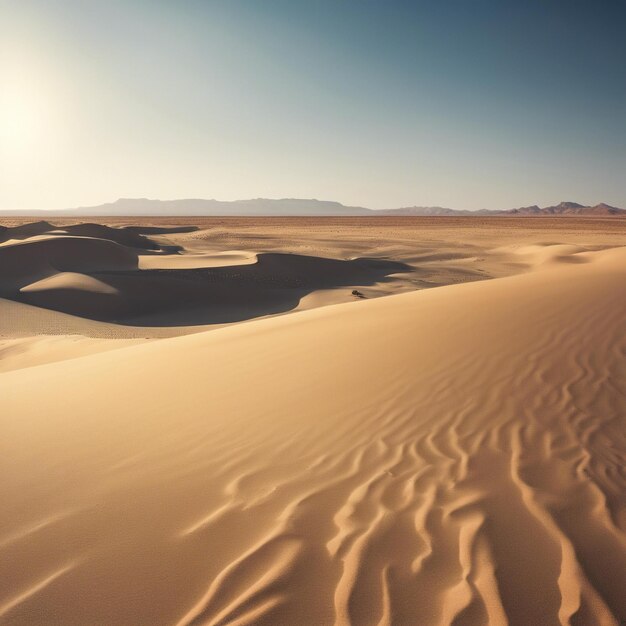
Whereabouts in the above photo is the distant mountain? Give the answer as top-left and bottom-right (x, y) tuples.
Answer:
(376, 206), (495, 217)
(507, 202), (625, 216)
(1, 198), (624, 217)
(377, 206), (479, 216)
(386, 202), (626, 217)
(2, 198), (372, 217)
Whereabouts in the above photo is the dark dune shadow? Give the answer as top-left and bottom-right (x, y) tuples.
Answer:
(17, 252), (411, 326)
(123, 225), (200, 235)
(0, 221), (412, 327)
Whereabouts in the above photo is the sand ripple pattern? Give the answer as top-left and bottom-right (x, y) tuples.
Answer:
(0, 248), (625, 625)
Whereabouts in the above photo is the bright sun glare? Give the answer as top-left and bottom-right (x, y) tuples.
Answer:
(0, 81), (49, 157)
(0, 46), (66, 164)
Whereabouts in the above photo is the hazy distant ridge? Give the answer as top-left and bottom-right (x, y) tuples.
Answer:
(387, 201), (626, 216)
(1, 198), (624, 217)
(67, 198), (370, 217)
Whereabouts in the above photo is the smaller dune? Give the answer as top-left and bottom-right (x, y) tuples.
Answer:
(0, 236), (138, 294)
(138, 251), (257, 270)
(19, 273), (122, 321)
(21, 272), (119, 295)
(0, 221), (56, 242)
(495, 243), (591, 267)
(0, 221), (180, 252)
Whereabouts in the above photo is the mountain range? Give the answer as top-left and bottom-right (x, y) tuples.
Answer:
(1, 198), (624, 217)
(385, 201), (626, 216)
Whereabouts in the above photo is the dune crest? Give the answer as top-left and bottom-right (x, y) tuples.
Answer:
(1, 245), (625, 625)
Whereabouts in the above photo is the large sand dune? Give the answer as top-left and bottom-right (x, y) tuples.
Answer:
(1, 227), (625, 624)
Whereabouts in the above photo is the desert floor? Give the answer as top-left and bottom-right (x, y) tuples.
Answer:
(1, 217), (625, 625)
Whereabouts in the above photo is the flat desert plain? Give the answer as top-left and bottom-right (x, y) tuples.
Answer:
(1, 217), (625, 625)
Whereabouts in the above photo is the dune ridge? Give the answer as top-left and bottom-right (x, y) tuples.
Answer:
(1, 246), (625, 625)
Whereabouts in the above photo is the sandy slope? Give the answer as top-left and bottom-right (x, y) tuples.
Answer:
(1, 246), (625, 625)
(0, 297), (203, 372)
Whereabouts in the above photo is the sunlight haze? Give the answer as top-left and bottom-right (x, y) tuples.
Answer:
(1, 0), (625, 211)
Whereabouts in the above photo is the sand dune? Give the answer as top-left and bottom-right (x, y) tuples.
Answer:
(138, 250), (258, 270)
(0, 221), (57, 242)
(1, 243), (624, 625)
(13, 250), (407, 325)
(0, 224), (409, 325)
(0, 221), (176, 252)
(0, 236), (138, 289)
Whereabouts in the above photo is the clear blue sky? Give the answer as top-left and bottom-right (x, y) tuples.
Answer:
(1, 0), (625, 210)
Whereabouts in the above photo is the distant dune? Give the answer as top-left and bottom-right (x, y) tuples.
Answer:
(1, 198), (625, 217)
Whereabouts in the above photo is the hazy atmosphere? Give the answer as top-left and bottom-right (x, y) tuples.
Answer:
(2, 0), (625, 211)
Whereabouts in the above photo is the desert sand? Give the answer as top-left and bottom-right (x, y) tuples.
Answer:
(1, 217), (625, 625)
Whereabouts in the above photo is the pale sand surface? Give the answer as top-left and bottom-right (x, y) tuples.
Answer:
(1, 217), (625, 624)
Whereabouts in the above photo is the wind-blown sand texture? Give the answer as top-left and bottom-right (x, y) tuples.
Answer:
(1, 217), (625, 625)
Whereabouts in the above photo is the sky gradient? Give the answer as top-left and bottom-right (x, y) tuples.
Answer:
(1, 0), (625, 211)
